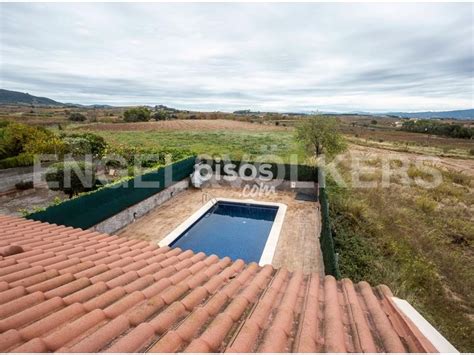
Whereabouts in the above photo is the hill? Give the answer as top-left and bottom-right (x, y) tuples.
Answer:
(0, 89), (64, 106)
(388, 109), (474, 120)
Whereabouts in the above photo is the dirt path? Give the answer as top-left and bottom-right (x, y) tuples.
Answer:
(80, 119), (288, 132)
(350, 144), (474, 177)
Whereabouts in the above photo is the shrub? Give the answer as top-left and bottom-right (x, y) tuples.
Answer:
(446, 171), (471, 186)
(68, 112), (87, 122)
(61, 132), (107, 158)
(45, 161), (96, 198)
(469, 148), (474, 156)
(0, 122), (60, 159)
(123, 107), (151, 122)
(23, 136), (67, 156)
(407, 166), (434, 181)
(0, 123), (41, 158)
(0, 153), (34, 169)
(63, 137), (93, 156)
(402, 119), (473, 139)
(15, 180), (34, 190)
(152, 111), (168, 121)
(415, 196), (437, 213)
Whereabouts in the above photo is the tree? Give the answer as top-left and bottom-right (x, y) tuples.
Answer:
(45, 161), (96, 198)
(295, 116), (347, 158)
(68, 112), (87, 122)
(152, 110), (169, 121)
(0, 122), (60, 158)
(61, 132), (107, 158)
(123, 107), (151, 122)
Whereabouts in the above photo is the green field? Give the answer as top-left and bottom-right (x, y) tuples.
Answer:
(79, 129), (308, 163)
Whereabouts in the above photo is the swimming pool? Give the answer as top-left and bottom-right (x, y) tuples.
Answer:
(159, 198), (287, 265)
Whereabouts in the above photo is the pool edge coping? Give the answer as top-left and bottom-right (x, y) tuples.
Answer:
(158, 197), (287, 266)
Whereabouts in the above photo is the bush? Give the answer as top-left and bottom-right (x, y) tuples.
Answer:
(45, 161), (96, 198)
(402, 119), (473, 139)
(446, 170), (471, 186)
(62, 132), (107, 158)
(0, 123), (42, 158)
(152, 111), (168, 121)
(63, 137), (93, 156)
(23, 136), (67, 156)
(123, 107), (151, 122)
(0, 122), (61, 159)
(415, 196), (437, 213)
(469, 148), (474, 156)
(15, 180), (34, 190)
(0, 153), (34, 169)
(68, 113), (87, 122)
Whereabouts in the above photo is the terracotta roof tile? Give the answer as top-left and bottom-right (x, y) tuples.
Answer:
(42, 308), (107, 351)
(0, 258), (16, 268)
(0, 329), (23, 352)
(0, 262), (29, 277)
(0, 285), (26, 304)
(62, 315), (130, 353)
(123, 274), (155, 293)
(0, 245), (24, 257)
(106, 322), (155, 353)
(84, 287), (127, 312)
(19, 303), (85, 340)
(44, 257), (81, 272)
(26, 272), (75, 293)
(0, 296), (64, 332)
(0, 215), (454, 353)
(12, 337), (49, 352)
(63, 281), (108, 305)
(103, 290), (144, 318)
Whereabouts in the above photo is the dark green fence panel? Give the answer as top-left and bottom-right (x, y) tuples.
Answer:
(27, 156), (196, 229)
(204, 159), (318, 182)
(319, 186), (341, 278)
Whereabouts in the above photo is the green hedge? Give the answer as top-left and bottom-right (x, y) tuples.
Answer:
(205, 159), (318, 182)
(319, 186), (341, 278)
(0, 153), (34, 169)
(27, 156), (196, 229)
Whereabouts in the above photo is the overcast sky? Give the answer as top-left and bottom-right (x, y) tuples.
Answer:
(0, 3), (473, 112)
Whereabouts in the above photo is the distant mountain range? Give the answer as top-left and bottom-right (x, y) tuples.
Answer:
(0, 89), (112, 108)
(1, 89), (473, 119)
(387, 109), (474, 120)
(0, 89), (63, 106)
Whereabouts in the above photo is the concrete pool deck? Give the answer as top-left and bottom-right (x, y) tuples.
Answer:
(117, 186), (324, 275)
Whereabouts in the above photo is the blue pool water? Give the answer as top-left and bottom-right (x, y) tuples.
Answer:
(170, 201), (278, 263)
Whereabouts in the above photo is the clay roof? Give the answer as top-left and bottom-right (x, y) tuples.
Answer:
(0, 215), (448, 353)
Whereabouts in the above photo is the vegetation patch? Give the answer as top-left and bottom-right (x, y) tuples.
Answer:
(328, 168), (474, 351)
(402, 119), (473, 139)
(80, 129), (306, 163)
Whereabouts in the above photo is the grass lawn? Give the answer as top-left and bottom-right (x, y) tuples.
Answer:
(79, 129), (308, 163)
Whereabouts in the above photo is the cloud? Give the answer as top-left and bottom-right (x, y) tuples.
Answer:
(0, 2), (472, 112)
